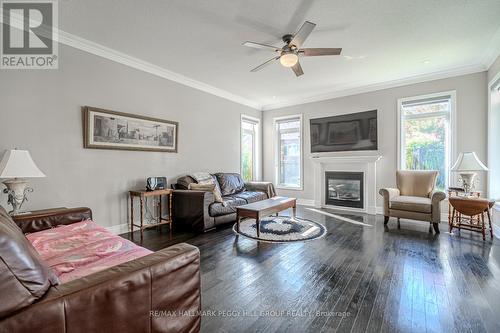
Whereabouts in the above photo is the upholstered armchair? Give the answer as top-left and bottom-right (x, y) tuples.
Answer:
(379, 170), (446, 233)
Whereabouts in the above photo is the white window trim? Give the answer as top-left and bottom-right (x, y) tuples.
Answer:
(487, 71), (500, 198)
(397, 90), (457, 188)
(273, 114), (303, 190)
(240, 114), (260, 181)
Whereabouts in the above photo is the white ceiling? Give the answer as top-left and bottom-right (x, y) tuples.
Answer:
(59, 0), (500, 110)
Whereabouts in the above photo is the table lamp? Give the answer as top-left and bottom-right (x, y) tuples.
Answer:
(451, 152), (488, 196)
(0, 149), (46, 215)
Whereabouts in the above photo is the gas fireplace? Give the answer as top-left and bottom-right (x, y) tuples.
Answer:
(325, 171), (364, 209)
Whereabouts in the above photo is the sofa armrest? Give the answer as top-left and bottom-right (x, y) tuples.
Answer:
(13, 207), (92, 234)
(430, 190), (446, 224)
(378, 188), (400, 216)
(0, 243), (201, 333)
(244, 181), (276, 198)
(172, 190), (215, 232)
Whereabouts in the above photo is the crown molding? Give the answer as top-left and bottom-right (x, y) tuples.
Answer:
(261, 63), (486, 110)
(56, 30), (262, 110)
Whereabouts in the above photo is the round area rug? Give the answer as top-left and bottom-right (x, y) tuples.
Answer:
(233, 216), (327, 243)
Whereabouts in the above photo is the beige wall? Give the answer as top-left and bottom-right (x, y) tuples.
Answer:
(263, 72), (488, 207)
(0, 45), (261, 230)
(488, 55), (500, 83)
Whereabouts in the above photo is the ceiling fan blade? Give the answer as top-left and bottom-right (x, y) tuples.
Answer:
(250, 57), (280, 72)
(290, 21), (316, 48)
(243, 41), (281, 52)
(291, 61), (304, 77)
(300, 48), (342, 56)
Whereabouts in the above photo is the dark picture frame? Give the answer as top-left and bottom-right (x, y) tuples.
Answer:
(82, 106), (178, 153)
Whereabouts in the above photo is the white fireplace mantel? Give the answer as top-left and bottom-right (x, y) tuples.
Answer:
(311, 154), (382, 214)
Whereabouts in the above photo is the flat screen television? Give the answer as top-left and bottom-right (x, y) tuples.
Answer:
(310, 110), (377, 153)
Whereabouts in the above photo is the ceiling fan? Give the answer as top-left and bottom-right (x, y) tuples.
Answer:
(243, 21), (342, 77)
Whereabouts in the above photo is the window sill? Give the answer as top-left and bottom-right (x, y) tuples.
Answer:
(275, 185), (303, 191)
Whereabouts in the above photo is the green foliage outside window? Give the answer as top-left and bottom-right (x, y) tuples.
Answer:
(404, 116), (446, 190)
(241, 131), (253, 182)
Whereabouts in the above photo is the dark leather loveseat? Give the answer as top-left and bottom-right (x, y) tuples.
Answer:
(173, 173), (275, 232)
(0, 206), (201, 333)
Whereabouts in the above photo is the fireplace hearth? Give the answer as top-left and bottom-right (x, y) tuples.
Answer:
(325, 171), (364, 209)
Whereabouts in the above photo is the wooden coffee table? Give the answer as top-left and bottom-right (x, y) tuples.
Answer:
(236, 196), (297, 237)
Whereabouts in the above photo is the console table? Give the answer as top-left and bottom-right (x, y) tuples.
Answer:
(129, 189), (172, 239)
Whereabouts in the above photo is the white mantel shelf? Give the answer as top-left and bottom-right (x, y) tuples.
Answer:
(311, 155), (383, 164)
(311, 154), (383, 214)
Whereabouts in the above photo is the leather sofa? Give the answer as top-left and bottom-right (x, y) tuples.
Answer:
(173, 173), (275, 232)
(0, 206), (201, 333)
(379, 170), (446, 233)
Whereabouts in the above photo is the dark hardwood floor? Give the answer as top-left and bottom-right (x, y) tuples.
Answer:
(121, 206), (500, 333)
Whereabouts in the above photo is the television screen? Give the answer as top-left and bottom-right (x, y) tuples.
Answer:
(310, 110), (377, 153)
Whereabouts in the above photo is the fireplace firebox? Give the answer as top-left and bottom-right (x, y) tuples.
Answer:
(325, 172), (364, 209)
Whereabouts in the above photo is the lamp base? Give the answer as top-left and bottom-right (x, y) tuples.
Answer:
(2, 179), (33, 216)
(458, 172), (477, 196)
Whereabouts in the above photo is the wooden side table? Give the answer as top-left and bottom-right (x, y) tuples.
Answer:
(129, 189), (172, 240)
(448, 196), (494, 240)
(447, 188), (480, 225)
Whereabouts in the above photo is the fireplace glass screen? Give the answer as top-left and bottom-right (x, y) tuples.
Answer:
(325, 172), (364, 208)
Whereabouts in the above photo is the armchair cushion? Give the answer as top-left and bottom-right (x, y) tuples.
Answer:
(209, 196), (246, 217)
(231, 191), (268, 204)
(396, 170), (438, 197)
(390, 196), (432, 213)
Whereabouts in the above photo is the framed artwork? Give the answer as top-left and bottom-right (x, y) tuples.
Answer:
(83, 106), (178, 152)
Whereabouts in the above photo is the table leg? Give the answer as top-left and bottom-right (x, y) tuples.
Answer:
(481, 213), (486, 241)
(140, 196), (144, 241)
(449, 207), (455, 232)
(448, 198), (452, 226)
(158, 195), (162, 232)
(236, 215), (241, 233)
(256, 216), (260, 237)
(292, 203), (297, 219)
(487, 209), (493, 239)
(130, 196), (134, 238)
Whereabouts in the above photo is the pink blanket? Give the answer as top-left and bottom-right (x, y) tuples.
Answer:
(27, 220), (152, 283)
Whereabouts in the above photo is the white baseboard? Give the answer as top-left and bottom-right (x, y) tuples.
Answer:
(106, 223), (129, 235)
(296, 199), (316, 207)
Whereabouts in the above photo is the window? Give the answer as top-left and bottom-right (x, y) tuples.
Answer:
(398, 92), (455, 191)
(274, 115), (302, 189)
(241, 116), (259, 181)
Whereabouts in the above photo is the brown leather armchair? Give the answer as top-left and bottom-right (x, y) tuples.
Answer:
(0, 207), (201, 333)
(379, 170), (446, 233)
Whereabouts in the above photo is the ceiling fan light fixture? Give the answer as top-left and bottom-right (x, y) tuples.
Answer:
(280, 53), (298, 67)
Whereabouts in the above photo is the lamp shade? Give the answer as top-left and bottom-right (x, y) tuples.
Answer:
(451, 152), (488, 172)
(0, 150), (46, 178)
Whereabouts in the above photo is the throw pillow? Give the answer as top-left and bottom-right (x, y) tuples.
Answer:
(215, 173), (245, 196)
(189, 183), (224, 204)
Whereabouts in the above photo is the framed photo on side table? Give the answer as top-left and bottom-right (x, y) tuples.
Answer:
(83, 106), (178, 152)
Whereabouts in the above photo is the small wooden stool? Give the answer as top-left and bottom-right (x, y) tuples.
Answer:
(448, 196), (494, 240)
